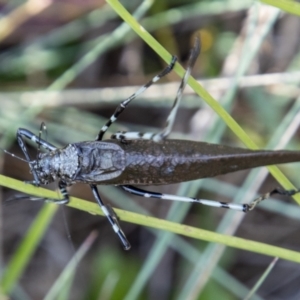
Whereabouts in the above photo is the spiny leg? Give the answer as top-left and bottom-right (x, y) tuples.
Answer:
(96, 55), (177, 141)
(90, 184), (131, 250)
(121, 185), (261, 213)
(111, 37), (201, 142)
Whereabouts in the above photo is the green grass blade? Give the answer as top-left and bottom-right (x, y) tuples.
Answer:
(44, 231), (98, 300)
(261, 0), (300, 16)
(1, 175), (300, 265)
(1, 202), (58, 294)
(244, 257), (279, 300)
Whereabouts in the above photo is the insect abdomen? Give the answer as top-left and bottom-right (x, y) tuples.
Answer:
(101, 139), (300, 185)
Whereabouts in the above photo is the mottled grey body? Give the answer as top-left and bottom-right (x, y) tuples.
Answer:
(33, 139), (300, 186)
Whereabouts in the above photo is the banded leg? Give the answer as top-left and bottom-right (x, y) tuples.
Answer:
(17, 128), (56, 151)
(120, 185), (280, 213)
(111, 131), (157, 141)
(53, 181), (70, 204)
(96, 56), (177, 141)
(37, 122), (48, 155)
(25, 180), (70, 204)
(153, 36), (200, 142)
(111, 37), (201, 142)
(90, 184), (131, 250)
(17, 128), (57, 185)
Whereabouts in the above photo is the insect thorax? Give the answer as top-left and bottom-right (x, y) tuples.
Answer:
(33, 144), (79, 184)
(32, 141), (126, 185)
(73, 141), (125, 183)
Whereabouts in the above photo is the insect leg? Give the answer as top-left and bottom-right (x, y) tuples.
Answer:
(90, 184), (131, 250)
(17, 128), (57, 151)
(52, 181), (70, 204)
(96, 56), (177, 141)
(111, 37), (201, 142)
(247, 187), (300, 211)
(121, 185), (259, 213)
(17, 128), (56, 185)
(153, 37), (201, 142)
(24, 180), (70, 204)
(37, 122), (48, 154)
(111, 131), (156, 141)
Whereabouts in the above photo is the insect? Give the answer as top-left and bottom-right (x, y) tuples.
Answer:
(12, 37), (300, 250)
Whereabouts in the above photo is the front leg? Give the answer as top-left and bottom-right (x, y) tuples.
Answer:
(17, 128), (57, 151)
(17, 128), (57, 186)
(26, 180), (70, 205)
(52, 181), (70, 204)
